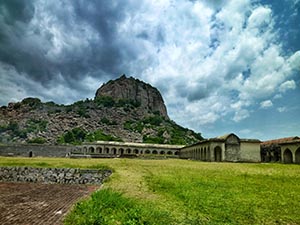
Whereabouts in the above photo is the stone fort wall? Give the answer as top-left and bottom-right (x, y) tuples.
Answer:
(0, 167), (112, 185)
(0, 144), (71, 157)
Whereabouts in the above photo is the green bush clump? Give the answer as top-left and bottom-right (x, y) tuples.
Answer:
(143, 115), (163, 126)
(27, 137), (47, 144)
(21, 98), (41, 108)
(94, 96), (116, 107)
(0, 121), (28, 139)
(124, 120), (144, 133)
(58, 127), (87, 145)
(58, 128), (122, 144)
(26, 119), (48, 133)
(64, 188), (172, 225)
(85, 130), (122, 142)
(143, 135), (164, 144)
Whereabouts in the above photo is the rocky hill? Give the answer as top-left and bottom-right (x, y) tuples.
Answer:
(0, 75), (203, 145)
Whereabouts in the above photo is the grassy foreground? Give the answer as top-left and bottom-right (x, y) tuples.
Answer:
(1, 157), (300, 224)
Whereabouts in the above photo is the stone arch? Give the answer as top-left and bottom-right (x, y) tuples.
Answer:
(96, 147), (102, 154)
(214, 146), (222, 162)
(174, 151), (179, 155)
(160, 151), (165, 155)
(134, 149), (139, 154)
(83, 147), (87, 153)
(89, 146), (95, 153)
(145, 150), (151, 154)
(295, 148), (300, 164)
(105, 147), (110, 154)
(283, 149), (293, 163)
(112, 148), (117, 155)
(29, 151), (33, 157)
(126, 148), (131, 154)
(152, 150), (158, 154)
(167, 151), (172, 155)
(119, 148), (124, 155)
(204, 147), (207, 161)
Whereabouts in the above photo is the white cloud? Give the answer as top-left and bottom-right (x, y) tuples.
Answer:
(260, 100), (273, 109)
(279, 80), (296, 93)
(233, 109), (250, 122)
(277, 107), (287, 113)
(137, 0), (298, 126)
(288, 51), (300, 71)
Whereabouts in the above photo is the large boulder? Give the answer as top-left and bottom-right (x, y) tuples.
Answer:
(95, 75), (169, 118)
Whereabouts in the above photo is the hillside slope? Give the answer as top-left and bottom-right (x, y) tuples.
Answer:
(0, 75), (203, 145)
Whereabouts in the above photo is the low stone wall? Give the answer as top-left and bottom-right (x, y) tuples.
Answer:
(0, 167), (112, 185)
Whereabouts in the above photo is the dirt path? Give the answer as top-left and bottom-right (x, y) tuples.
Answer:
(0, 182), (99, 225)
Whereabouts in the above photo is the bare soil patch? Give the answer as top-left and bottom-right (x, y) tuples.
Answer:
(0, 182), (98, 225)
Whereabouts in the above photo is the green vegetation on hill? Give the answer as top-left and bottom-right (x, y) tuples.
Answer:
(57, 127), (123, 145)
(124, 115), (203, 145)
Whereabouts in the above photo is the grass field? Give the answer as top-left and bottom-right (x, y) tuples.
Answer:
(1, 157), (300, 224)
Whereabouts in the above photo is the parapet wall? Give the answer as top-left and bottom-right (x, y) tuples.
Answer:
(0, 167), (112, 185)
(0, 144), (72, 157)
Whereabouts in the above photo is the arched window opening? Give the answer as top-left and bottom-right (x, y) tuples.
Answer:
(89, 147), (95, 153)
(284, 149), (293, 164)
(214, 147), (222, 162)
(97, 147), (102, 154)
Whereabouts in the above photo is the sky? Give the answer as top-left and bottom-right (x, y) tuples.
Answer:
(0, 0), (299, 141)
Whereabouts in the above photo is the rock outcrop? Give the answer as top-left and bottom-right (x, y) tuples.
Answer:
(0, 75), (203, 145)
(95, 75), (168, 119)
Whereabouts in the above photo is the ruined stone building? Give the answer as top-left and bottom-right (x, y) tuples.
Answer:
(180, 133), (261, 162)
(261, 136), (300, 163)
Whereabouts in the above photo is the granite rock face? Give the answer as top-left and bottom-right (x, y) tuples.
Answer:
(0, 75), (203, 145)
(95, 75), (169, 119)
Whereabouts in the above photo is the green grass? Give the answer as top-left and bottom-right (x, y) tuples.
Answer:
(64, 188), (172, 225)
(0, 157), (300, 224)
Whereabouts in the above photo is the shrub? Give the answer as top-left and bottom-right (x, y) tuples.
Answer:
(85, 130), (122, 142)
(94, 96), (115, 107)
(143, 115), (163, 126)
(27, 137), (46, 144)
(143, 135), (164, 144)
(58, 127), (87, 145)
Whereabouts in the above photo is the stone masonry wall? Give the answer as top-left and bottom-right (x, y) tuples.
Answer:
(0, 145), (72, 157)
(0, 167), (112, 185)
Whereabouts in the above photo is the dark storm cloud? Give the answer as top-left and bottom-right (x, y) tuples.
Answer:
(0, 1), (60, 86)
(0, 0), (147, 91)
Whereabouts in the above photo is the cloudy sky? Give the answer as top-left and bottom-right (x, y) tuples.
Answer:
(0, 0), (299, 140)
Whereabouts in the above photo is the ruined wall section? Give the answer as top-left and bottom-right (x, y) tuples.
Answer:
(0, 167), (112, 185)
